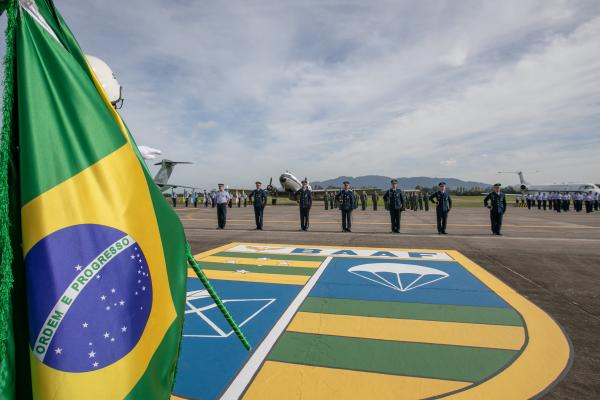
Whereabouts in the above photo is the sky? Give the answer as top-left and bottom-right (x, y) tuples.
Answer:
(1, 0), (600, 188)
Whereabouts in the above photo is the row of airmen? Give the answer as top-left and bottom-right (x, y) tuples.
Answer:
(322, 191), (430, 212)
(171, 188), (432, 212)
(517, 192), (599, 213)
(209, 180), (508, 236)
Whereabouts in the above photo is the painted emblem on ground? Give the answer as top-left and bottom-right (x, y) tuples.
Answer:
(348, 262), (449, 292)
(173, 242), (572, 400)
(184, 289), (275, 338)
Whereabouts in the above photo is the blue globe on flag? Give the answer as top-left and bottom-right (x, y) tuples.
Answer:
(25, 224), (153, 372)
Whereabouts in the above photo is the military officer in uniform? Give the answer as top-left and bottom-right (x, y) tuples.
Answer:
(418, 193), (424, 211)
(295, 179), (313, 231)
(484, 183), (507, 235)
(383, 179), (405, 233)
(360, 191), (367, 210)
(335, 181), (357, 232)
(214, 184), (232, 229)
(371, 191), (379, 211)
(424, 193), (429, 211)
(249, 181), (268, 230)
(429, 182), (452, 234)
(171, 189), (177, 208)
(324, 191), (329, 210)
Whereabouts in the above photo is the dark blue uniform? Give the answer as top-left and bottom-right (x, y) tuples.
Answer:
(383, 188), (405, 233)
(295, 188), (313, 230)
(484, 191), (507, 235)
(250, 189), (268, 229)
(429, 191), (452, 234)
(335, 189), (357, 231)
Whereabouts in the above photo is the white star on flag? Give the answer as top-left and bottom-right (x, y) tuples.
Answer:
(103, 332), (110, 339)
(93, 362), (99, 367)
(74, 264), (83, 271)
(111, 288), (116, 293)
(121, 326), (127, 332)
(88, 350), (96, 358)
(119, 300), (125, 306)
(54, 347), (62, 355)
(100, 295), (106, 301)
(110, 338), (115, 342)
(130, 255), (135, 260)
(82, 322), (88, 328)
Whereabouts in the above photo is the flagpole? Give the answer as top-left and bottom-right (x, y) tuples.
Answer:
(185, 244), (251, 350)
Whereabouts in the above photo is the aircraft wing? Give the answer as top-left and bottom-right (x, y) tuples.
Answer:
(158, 183), (200, 192)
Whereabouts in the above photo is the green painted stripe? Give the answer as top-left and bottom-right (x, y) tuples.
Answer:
(268, 332), (518, 383)
(197, 262), (315, 276)
(300, 297), (523, 327)
(216, 251), (327, 262)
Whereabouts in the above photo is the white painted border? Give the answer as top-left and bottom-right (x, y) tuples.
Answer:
(219, 257), (334, 400)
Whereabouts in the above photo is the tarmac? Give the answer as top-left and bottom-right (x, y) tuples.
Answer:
(178, 204), (600, 399)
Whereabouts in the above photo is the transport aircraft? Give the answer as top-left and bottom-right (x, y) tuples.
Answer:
(498, 171), (600, 194)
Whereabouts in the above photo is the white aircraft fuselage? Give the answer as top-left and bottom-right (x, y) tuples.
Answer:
(502, 171), (600, 194)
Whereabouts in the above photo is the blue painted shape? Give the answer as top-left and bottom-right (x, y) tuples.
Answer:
(309, 258), (509, 308)
(173, 279), (302, 400)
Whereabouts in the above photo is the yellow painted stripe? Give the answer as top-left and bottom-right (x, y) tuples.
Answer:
(193, 242), (240, 259)
(199, 255), (321, 268)
(243, 361), (470, 400)
(187, 268), (310, 285)
(288, 312), (525, 351)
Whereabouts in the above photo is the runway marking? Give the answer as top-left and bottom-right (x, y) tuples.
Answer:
(288, 312), (526, 350)
(187, 229), (600, 242)
(180, 218), (600, 229)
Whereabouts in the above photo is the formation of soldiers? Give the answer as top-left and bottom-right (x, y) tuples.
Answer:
(171, 178), (600, 236)
(516, 192), (600, 213)
(323, 189), (429, 212)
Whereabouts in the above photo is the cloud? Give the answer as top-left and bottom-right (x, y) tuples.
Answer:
(440, 159), (457, 167)
(1, 0), (600, 189)
(195, 121), (218, 130)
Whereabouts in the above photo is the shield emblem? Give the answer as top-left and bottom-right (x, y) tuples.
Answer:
(174, 243), (572, 400)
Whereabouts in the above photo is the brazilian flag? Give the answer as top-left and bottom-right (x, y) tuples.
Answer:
(0, 0), (188, 398)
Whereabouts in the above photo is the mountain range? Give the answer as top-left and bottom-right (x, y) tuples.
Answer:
(311, 175), (490, 190)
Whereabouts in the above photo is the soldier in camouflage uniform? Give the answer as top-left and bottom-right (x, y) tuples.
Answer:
(372, 191), (379, 211)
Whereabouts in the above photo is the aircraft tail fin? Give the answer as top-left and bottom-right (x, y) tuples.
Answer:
(498, 171), (528, 186)
(153, 159), (193, 185)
